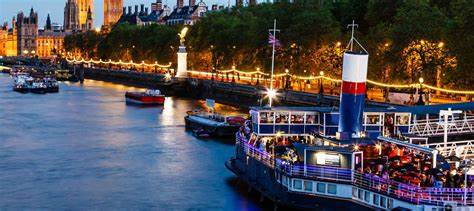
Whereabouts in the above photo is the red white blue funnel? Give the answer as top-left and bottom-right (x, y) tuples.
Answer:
(338, 52), (368, 140)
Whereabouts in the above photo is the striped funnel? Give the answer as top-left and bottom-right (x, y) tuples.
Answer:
(338, 52), (369, 140)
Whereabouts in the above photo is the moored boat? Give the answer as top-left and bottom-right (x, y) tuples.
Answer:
(125, 89), (165, 105)
(226, 28), (474, 210)
(43, 77), (59, 93)
(29, 80), (47, 94)
(185, 110), (246, 137)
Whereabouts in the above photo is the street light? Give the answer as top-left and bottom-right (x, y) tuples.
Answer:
(417, 77), (425, 105)
(319, 71), (324, 94)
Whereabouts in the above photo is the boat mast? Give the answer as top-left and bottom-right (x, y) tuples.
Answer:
(268, 19), (279, 107)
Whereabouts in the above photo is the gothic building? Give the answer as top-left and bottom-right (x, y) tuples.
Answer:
(63, 0), (93, 31)
(104, 0), (123, 28)
(78, 0), (94, 29)
(37, 14), (65, 58)
(0, 18), (18, 56)
(64, 0), (80, 31)
(16, 8), (38, 56)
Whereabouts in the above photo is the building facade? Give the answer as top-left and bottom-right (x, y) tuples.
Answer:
(37, 14), (64, 58)
(16, 8), (38, 57)
(104, 0), (123, 28)
(0, 9), (64, 58)
(166, 1), (207, 25)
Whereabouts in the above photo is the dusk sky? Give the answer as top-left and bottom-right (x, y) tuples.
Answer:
(0, 0), (230, 28)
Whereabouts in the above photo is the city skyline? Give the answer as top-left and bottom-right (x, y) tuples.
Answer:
(0, 0), (230, 28)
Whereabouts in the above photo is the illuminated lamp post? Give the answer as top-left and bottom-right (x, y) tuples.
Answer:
(416, 77), (425, 105)
(232, 66), (236, 83)
(285, 69), (290, 90)
(319, 71), (324, 94)
(256, 67), (260, 86)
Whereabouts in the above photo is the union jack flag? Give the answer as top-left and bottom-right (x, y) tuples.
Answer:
(268, 33), (281, 47)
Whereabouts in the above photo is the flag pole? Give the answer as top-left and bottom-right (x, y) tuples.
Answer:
(269, 19), (276, 107)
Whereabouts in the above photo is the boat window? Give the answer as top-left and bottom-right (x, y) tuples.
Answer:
(373, 194), (379, 206)
(364, 191), (370, 203)
(387, 198), (393, 209)
(306, 113), (318, 125)
(327, 184), (337, 194)
(352, 187), (358, 198)
(380, 196), (386, 208)
(316, 183), (326, 193)
(365, 114), (381, 125)
(290, 113), (305, 124)
(275, 112), (289, 124)
(303, 180), (313, 192)
(259, 112), (274, 124)
(395, 113), (410, 126)
(282, 175), (287, 187)
(293, 179), (302, 190)
(358, 189), (364, 200)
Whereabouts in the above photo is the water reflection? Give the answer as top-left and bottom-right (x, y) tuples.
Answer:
(0, 74), (261, 210)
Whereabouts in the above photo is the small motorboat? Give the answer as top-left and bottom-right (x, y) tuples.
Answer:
(185, 110), (247, 137)
(125, 89), (165, 106)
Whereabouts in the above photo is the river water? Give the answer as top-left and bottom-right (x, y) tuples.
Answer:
(0, 74), (262, 210)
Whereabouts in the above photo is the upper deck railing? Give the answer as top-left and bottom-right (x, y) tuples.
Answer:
(236, 132), (474, 206)
(408, 115), (474, 137)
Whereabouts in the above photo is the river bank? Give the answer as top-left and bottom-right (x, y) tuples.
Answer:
(80, 67), (392, 109)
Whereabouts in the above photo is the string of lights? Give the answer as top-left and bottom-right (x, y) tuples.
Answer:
(65, 57), (172, 68)
(66, 58), (474, 95)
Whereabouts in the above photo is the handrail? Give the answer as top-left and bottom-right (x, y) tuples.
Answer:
(236, 133), (474, 205)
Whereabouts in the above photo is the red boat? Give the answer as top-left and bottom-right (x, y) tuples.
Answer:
(125, 89), (165, 105)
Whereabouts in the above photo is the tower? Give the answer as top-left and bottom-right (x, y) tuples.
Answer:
(78, 0), (93, 29)
(64, 0), (79, 31)
(189, 0), (196, 6)
(85, 7), (93, 30)
(104, 0), (123, 27)
(16, 8), (38, 56)
(45, 14), (52, 31)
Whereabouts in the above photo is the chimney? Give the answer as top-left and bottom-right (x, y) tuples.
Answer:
(145, 8), (149, 15)
(189, 0), (196, 7)
(177, 0), (184, 8)
(235, 0), (243, 7)
(337, 51), (369, 140)
(157, 0), (163, 10)
(140, 4), (144, 14)
(218, 5), (224, 10)
(123, 7), (126, 14)
(128, 6), (132, 15)
(212, 4), (217, 10)
(135, 5), (139, 14)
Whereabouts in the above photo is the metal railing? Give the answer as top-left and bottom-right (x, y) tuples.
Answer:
(236, 133), (474, 206)
(409, 115), (474, 137)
